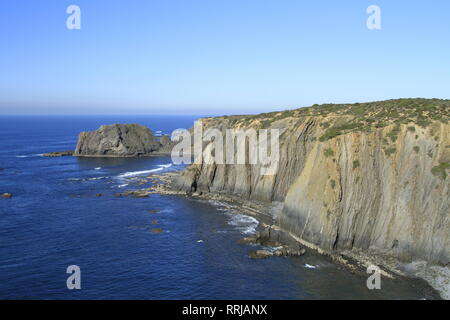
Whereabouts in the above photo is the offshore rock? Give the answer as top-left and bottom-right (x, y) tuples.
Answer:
(73, 124), (173, 157)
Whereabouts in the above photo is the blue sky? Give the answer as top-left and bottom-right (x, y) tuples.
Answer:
(1, 0), (449, 115)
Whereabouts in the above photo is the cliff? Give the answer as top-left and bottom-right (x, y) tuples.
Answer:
(73, 124), (173, 157)
(174, 99), (450, 266)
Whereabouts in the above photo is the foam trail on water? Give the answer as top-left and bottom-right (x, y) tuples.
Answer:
(117, 164), (172, 178)
(16, 154), (44, 158)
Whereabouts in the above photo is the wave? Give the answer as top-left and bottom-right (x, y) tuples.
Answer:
(89, 176), (108, 180)
(16, 153), (44, 158)
(67, 176), (109, 182)
(94, 167), (102, 170)
(263, 246), (284, 252)
(117, 164), (172, 178)
(227, 214), (259, 235)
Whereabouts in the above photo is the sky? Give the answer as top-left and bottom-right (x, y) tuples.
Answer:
(0, 0), (449, 115)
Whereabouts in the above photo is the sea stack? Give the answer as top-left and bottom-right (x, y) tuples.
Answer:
(73, 123), (173, 157)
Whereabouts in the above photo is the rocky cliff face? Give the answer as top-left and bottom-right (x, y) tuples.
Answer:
(175, 99), (450, 266)
(74, 124), (173, 157)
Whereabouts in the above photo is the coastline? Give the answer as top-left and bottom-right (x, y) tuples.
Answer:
(50, 151), (174, 158)
(134, 170), (446, 299)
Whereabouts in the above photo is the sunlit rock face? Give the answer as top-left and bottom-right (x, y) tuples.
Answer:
(74, 123), (172, 157)
(175, 99), (450, 265)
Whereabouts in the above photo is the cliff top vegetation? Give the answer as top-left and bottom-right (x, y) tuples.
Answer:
(216, 98), (449, 141)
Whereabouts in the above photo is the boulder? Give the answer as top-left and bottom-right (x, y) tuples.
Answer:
(248, 250), (274, 259)
(1, 193), (12, 199)
(273, 248), (306, 257)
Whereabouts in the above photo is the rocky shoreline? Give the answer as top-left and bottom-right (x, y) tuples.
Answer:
(38, 102), (448, 298)
(115, 170), (445, 299)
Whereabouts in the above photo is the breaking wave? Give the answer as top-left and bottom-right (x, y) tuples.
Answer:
(227, 214), (259, 235)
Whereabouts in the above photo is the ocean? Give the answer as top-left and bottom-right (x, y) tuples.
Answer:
(0, 115), (439, 299)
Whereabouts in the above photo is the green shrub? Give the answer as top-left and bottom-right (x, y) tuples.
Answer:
(386, 125), (401, 142)
(431, 162), (450, 180)
(384, 147), (397, 157)
(324, 148), (334, 158)
(353, 160), (360, 169)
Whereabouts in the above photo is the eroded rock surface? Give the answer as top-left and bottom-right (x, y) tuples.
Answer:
(174, 99), (450, 266)
(73, 124), (173, 157)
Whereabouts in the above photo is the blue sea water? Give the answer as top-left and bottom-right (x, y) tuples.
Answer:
(0, 116), (439, 299)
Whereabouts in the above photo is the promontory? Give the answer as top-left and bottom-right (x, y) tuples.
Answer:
(173, 98), (449, 297)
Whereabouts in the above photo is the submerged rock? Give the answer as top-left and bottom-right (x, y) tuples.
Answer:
(43, 151), (73, 157)
(150, 228), (163, 233)
(1, 193), (12, 199)
(239, 236), (259, 244)
(114, 190), (150, 198)
(249, 250), (274, 259)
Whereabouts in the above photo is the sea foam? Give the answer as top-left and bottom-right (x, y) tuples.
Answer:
(117, 164), (172, 178)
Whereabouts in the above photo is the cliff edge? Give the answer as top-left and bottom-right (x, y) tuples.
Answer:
(175, 99), (450, 270)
